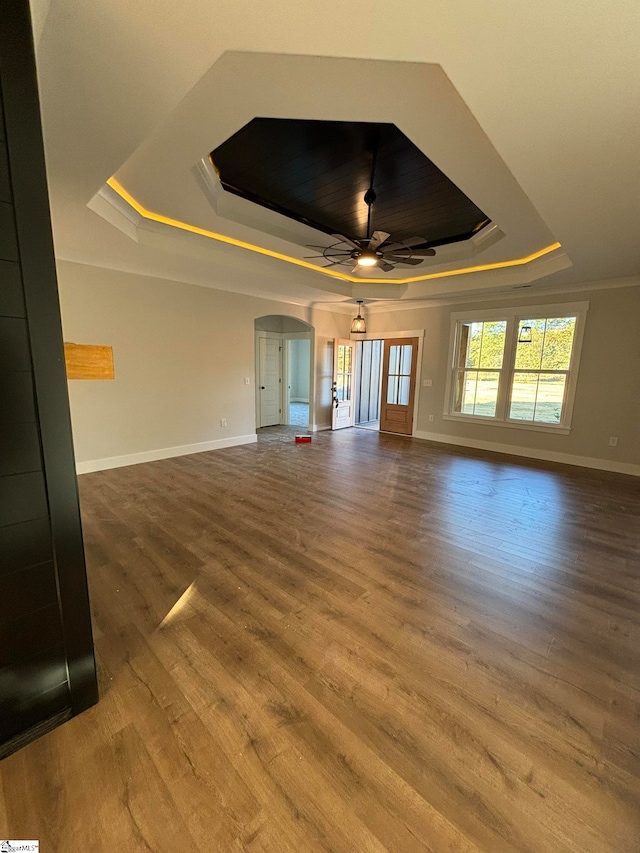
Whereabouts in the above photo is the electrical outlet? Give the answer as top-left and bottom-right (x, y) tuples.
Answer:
(220, 418), (228, 428)
(609, 436), (618, 447)
(429, 414), (434, 422)
(244, 377), (250, 385)
(423, 379), (433, 387)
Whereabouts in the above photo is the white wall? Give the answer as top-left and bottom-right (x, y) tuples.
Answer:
(59, 260), (637, 476)
(57, 261), (349, 471)
(367, 282), (640, 474)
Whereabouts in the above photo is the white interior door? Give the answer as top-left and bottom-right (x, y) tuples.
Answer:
(332, 338), (356, 430)
(259, 336), (281, 427)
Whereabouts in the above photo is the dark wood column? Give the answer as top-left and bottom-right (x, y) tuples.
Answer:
(0, 0), (98, 758)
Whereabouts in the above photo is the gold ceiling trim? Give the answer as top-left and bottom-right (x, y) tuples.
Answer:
(107, 178), (562, 285)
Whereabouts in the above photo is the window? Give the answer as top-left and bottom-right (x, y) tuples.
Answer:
(509, 317), (576, 425)
(445, 303), (587, 433)
(453, 320), (507, 417)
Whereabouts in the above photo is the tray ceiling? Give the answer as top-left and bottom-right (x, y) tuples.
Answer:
(211, 119), (489, 248)
(31, 1), (640, 306)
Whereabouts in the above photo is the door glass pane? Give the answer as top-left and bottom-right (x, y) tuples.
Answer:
(336, 345), (352, 401)
(388, 345), (400, 375)
(398, 376), (410, 406)
(399, 345), (412, 375)
(387, 375), (399, 404)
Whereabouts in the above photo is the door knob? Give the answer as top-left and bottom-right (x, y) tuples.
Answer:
(261, 386), (266, 390)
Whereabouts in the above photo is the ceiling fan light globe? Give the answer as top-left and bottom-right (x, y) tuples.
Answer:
(357, 253), (377, 267)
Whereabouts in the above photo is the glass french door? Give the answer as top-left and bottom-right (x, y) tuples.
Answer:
(379, 338), (418, 434)
(331, 339), (355, 430)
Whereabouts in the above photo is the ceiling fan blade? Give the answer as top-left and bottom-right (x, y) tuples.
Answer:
(378, 261), (395, 272)
(319, 258), (350, 268)
(386, 256), (424, 266)
(332, 233), (361, 250)
(304, 254), (352, 262)
(368, 230), (391, 251)
(410, 247), (436, 257)
(400, 236), (430, 249)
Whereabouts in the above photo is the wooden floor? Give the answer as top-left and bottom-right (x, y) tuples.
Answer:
(2, 428), (639, 851)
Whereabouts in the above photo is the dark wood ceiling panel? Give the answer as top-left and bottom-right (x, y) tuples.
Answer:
(211, 119), (489, 246)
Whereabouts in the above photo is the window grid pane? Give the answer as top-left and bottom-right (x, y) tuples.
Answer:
(479, 322), (507, 368)
(509, 371), (567, 424)
(461, 320), (507, 369)
(540, 317), (575, 370)
(455, 369), (500, 417)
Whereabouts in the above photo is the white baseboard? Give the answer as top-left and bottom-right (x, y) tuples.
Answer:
(413, 430), (640, 477)
(76, 434), (258, 474)
(313, 423), (331, 432)
(290, 397), (310, 404)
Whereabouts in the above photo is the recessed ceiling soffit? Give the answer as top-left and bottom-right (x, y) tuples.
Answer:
(93, 52), (568, 300)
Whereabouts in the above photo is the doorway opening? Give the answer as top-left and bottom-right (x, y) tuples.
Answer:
(345, 335), (420, 436)
(354, 339), (383, 431)
(254, 315), (314, 432)
(286, 338), (310, 427)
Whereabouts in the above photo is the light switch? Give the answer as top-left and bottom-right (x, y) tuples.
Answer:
(423, 379), (433, 387)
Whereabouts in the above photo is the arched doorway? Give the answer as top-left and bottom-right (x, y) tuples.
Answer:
(254, 315), (314, 431)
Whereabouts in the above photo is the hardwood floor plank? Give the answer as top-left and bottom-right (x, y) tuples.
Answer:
(155, 616), (479, 853)
(2, 428), (639, 851)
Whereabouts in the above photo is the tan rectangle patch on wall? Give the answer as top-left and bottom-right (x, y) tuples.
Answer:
(64, 343), (114, 380)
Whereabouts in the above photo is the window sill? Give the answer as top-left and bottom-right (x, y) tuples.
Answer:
(442, 413), (571, 436)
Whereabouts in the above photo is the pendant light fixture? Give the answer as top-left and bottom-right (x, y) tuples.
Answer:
(518, 324), (533, 343)
(351, 300), (367, 334)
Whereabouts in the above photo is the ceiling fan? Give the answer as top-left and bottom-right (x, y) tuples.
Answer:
(305, 137), (436, 273)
